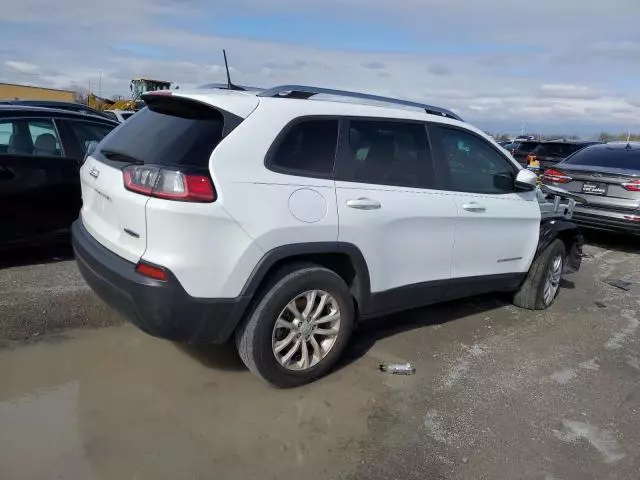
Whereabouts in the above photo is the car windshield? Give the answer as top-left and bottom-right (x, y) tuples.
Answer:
(562, 144), (640, 170)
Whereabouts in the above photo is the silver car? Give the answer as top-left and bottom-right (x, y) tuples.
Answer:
(541, 142), (640, 234)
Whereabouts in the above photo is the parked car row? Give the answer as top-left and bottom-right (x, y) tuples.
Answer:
(541, 142), (640, 234)
(502, 139), (602, 170)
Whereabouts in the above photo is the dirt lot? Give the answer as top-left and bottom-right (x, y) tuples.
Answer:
(1, 233), (639, 480)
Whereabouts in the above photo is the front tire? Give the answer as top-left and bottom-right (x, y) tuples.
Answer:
(235, 265), (355, 387)
(513, 239), (565, 310)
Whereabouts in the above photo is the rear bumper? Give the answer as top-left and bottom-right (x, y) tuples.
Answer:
(572, 207), (640, 234)
(72, 220), (250, 344)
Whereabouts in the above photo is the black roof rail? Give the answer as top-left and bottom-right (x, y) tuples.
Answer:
(257, 85), (463, 121)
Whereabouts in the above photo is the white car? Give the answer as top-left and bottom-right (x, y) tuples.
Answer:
(102, 110), (136, 123)
(72, 85), (583, 387)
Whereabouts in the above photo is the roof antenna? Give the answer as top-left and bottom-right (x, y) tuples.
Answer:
(626, 128), (632, 149)
(222, 49), (245, 91)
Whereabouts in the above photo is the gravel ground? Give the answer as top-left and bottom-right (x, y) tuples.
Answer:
(0, 245), (123, 342)
(0, 232), (639, 479)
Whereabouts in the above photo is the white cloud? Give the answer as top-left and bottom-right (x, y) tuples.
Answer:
(5, 61), (40, 74)
(1, 0), (639, 134)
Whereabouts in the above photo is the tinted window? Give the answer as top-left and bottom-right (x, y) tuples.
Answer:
(516, 141), (540, 152)
(436, 127), (516, 194)
(95, 98), (225, 167)
(270, 119), (338, 175)
(67, 121), (115, 155)
(102, 111), (118, 121)
(0, 118), (62, 157)
(533, 142), (581, 158)
(121, 112), (134, 120)
(342, 120), (434, 188)
(562, 145), (640, 171)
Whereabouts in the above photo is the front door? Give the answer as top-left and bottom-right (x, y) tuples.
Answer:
(335, 118), (457, 315)
(430, 125), (540, 287)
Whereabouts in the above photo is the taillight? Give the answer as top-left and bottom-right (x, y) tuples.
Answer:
(622, 179), (640, 192)
(135, 261), (168, 281)
(542, 168), (572, 184)
(123, 165), (216, 202)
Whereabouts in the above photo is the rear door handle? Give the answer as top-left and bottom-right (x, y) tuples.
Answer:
(346, 198), (381, 210)
(462, 202), (486, 212)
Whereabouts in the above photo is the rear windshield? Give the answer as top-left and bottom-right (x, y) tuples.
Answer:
(533, 142), (581, 158)
(516, 141), (539, 152)
(562, 145), (640, 171)
(95, 97), (225, 167)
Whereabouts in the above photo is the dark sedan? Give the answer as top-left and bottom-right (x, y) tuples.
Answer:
(0, 105), (119, 248)
(541, 142), (640, 234)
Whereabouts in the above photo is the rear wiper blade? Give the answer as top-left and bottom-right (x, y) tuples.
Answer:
(99, 148), (144, 165)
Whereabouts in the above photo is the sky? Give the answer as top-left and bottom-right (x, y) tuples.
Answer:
(1, 0), (640, 137)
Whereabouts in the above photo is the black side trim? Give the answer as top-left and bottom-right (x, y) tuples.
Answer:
(240, 242), (371, 309)
(364, 273), (526, 318)
(366, 280), (447, 317)
(444, 273), (526, 301)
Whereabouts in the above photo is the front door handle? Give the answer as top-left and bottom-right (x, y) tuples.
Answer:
(346, 198), (381, 210)
(462, 202), (486, 212)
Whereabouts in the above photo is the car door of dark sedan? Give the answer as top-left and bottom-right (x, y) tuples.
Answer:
(0, 114), (116, 246)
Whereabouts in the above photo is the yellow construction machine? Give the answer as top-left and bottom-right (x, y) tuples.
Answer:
(88, 78), (172, 112)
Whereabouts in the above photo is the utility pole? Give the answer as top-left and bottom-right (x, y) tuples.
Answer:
(98, 70), (102, 97)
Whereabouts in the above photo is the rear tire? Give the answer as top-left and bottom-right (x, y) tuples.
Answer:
(513, 239), (565, 310)
(235, 265), (355, 387)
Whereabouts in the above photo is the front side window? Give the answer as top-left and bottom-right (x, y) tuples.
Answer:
(270, 119), (338, 176)
(342, 120), (434, 188)
(0, 118), (62, 157)
(435, 127), (516, 194)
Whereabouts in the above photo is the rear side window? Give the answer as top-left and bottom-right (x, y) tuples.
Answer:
(339, 120), (434, 188)
(563, 145), (640, 170)
(95, 98), (226, 167)
(0, 118), (62, 157)
(269, 119), (338, 176)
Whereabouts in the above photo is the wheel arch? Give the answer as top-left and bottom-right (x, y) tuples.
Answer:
(240, 242), (372, 313)
(535, 219), (584, 273)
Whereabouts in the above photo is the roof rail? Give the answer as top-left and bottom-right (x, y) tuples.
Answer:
(257, 85), (463, 121)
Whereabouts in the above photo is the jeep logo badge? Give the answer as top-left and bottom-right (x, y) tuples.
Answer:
(89, 167), (100, 179)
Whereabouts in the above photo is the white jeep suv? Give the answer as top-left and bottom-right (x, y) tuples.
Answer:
(72, 85), (583, 387)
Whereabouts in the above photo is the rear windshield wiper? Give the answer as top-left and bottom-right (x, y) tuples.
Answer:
(99, 148), (145, 165)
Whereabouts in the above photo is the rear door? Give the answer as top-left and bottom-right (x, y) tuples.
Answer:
(335, 118), (457, 313)
(430, 124), (540, 285)
(80, 96), (236, 262)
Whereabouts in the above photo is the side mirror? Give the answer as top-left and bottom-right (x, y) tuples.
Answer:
(515, 169), (537, 191)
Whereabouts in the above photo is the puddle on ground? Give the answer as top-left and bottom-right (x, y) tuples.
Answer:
(0, 325), (378, 480)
